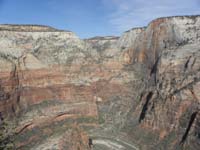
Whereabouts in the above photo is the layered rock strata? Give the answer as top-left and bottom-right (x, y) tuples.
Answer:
(0, 16), (199, 150)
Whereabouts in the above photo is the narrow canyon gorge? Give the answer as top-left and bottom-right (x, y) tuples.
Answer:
(0, 15), (200, 150)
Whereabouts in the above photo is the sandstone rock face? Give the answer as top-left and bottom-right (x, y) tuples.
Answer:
(85, 36), (121, 61)
(126, 16), (200, 150)
(0, 24), (136, 149)
(0, 16), (200, 150)
(117, 27), (145, 49)
(0, 25), (99, 149)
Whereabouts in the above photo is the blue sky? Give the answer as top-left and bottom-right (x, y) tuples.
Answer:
(0, 0), (199, 38)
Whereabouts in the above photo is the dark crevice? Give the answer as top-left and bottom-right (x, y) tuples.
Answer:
(139, 92), (153, 123)
(56, 112), (69, 118)
(16, 122), (33, 134)
(11, 105), (15, 114)
(150, 57), (160, 76)
(180, 111), (198, 144)
(150, 57), (160, 85)
(198, 133), (200, 139)
(0, 112), (4, 122)
(184, 56), (191, 71)
(17, 94), (20, 103)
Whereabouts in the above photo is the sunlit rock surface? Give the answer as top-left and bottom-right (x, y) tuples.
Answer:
(0, 16), (200, 150)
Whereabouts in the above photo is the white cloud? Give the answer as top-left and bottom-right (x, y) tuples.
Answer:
(103, 0), (200, 33)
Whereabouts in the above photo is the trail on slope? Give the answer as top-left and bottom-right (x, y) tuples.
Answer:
(92, 136), (139, 150)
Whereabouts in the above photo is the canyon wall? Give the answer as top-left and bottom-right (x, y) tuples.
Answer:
(124, 15), (200, 150)
(0, 16), (200, 150)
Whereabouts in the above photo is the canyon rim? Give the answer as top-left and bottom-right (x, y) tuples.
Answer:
(0, 15), (200, 150)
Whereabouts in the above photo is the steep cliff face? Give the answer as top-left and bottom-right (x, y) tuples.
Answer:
(0, 25), (137, 149)
(0, 25), (99, 149)
(0, 16), (200, 150)
(124, 16), (200, 150)
(127, 16), (200, 66)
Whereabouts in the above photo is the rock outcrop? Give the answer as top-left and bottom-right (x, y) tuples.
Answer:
(0, 16), (200, 150)
(0, 25), (99, 149)
(125, 15), (200, 150)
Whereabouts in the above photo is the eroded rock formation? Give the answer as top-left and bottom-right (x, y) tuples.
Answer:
(0, 15), (200, 150)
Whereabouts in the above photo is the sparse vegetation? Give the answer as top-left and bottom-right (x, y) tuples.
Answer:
(0, 120), (15, 150)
